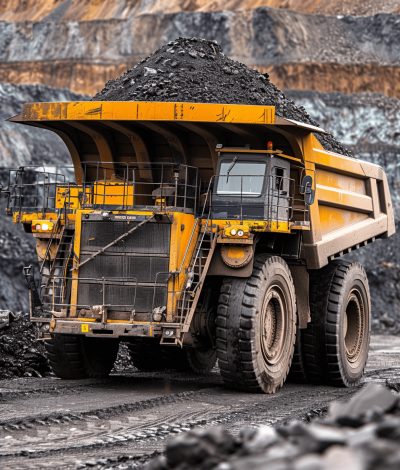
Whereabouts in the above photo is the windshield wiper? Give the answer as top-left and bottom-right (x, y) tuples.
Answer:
(226, 157), (238, 182)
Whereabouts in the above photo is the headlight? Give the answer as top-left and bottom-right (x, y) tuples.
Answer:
(35, 224), (41, 230)
(237, 230), (244, 237)
(42, 223), (49, 231)
(230, 229), (237, 236)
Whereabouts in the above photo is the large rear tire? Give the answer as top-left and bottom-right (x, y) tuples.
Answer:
(302, 260), (370, 387)
(45, 334), (119, 379)
(216, 254), (296, 394)
(127, 338), (164, 371)
(286, 326), (307, 383)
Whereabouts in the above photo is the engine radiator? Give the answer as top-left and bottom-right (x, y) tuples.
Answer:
(77, 218), (171, 313)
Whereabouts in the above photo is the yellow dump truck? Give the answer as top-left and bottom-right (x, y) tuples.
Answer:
(1, 101), (395, 393)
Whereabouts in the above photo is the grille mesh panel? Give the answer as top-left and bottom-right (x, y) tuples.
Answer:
(79, 255), (169, 283)
(81, 221), (170, 254)
(78, 220), (171, 312)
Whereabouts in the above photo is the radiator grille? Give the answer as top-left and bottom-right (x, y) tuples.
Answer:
(78, 254), (169, 283)
(77, 219), (171, 312)
(80, 220), (170, 254)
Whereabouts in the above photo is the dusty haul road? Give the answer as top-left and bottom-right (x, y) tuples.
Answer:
(0, 335), (399, 469)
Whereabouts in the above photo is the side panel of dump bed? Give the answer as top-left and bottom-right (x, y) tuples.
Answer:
(302, 135), (395, 269)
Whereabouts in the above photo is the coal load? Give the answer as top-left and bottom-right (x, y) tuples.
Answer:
(0, 311), (51, 379)
(92, 37), (352, 158)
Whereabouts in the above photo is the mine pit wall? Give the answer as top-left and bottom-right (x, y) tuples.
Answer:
(0, 0), (400, 22)
(1, 61), (400, 99)
(0, 7), (399, 96)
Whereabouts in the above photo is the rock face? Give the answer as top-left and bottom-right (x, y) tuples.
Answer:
(0, 7), (399, 96)
(0, 82), (88, 168)
(92, 37), (352, 157)
(0, 0), (399, 22)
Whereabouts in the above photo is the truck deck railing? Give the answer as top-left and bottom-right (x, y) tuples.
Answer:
(2, 163), (312, 229)
(1, 165), (80, 214)
(1, 162), (202, 214)
(38, 276), (139, 320)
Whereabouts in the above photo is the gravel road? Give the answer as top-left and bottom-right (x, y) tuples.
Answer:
(0, 335), (399, 469)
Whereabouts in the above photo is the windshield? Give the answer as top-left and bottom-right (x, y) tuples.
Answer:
(217, 161), (266, 196)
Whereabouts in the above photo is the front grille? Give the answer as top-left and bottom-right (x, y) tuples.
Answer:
(78, 254), (169, 283)
(80, 220), (170, 254)
(77, 219), (171, 312)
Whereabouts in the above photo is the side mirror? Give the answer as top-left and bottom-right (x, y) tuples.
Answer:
(300, 175), (315, 205)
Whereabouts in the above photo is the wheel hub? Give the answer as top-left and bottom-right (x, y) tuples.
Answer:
(261, 287), (286, 365)
(344, 289), (365, 363)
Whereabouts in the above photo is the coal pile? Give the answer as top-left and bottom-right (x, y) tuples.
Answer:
(92, 37), (351, 158)
(0, 311), (51, 379)
(112, 342), (136, 374)
(113, 383), (400, 470)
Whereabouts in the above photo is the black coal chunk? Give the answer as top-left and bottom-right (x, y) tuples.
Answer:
(92, 37), (352, 158)
(0, 311), (51, 379)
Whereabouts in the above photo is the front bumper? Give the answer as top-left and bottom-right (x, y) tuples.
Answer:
(36, 319), (182, 340)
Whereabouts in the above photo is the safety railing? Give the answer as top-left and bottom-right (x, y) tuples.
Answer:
(80, 161), (201, 213)
(42, 276), (139, 316)
(0, 162), (202, 215)
(1, 165), (80, 214)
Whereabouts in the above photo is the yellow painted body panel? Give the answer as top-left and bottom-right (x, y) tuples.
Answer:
(14, 211), (76, 224)
(315, 168), (366, 195)
(55, 186), (92, 210)
(18, 101), (275, 125)
(167, 212), (198, 320)
(209, 219), (291, 233)
(318, 206), (369, 236)
(92, 182), (134, 206)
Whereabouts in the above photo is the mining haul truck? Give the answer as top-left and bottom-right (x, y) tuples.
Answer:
(1, 101), (395, 393)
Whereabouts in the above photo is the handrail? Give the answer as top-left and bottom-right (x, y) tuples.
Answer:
(40, 210), (62, 275)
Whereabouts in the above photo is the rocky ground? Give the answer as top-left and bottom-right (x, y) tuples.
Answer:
(137, 383), (400, 470)
(0, 335), (398, 469)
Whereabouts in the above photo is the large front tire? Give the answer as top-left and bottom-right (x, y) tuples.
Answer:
(45, 334), (119, 379)
(302, 260), (370, 387)
(162, 346), (217, 374)
(216, 254), (296, 394)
